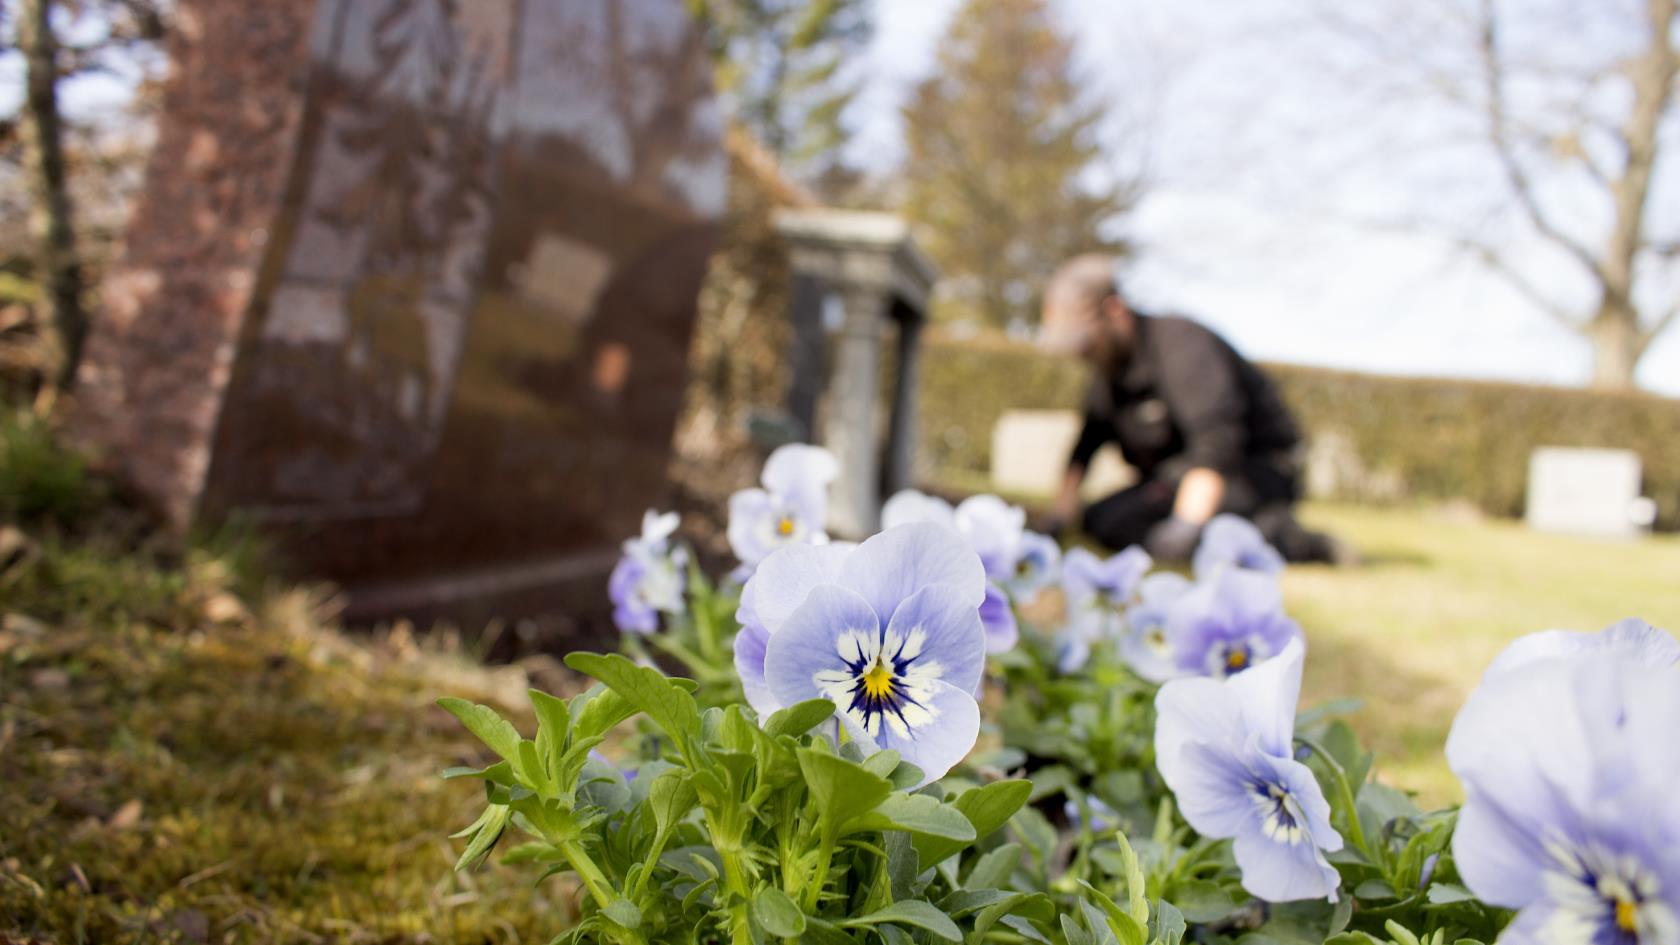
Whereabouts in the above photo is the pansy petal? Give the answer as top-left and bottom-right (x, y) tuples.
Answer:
(1169, 740), (1262, 839)
(761, 444), (838, 523)
(955, 494), (1026, 578)
(1257, 751), (1342, 853)
(1482, 618), (1680, 681)
(738, 542), (853, 637)
(733, 621), (778, 717)
(727, 488), (776, 566)
(1231, 822), (1340, 902)
(840, 521), (987, 621)
(886, 583), (988, 694)
(1227, 637), (1305, 757)
(869, 677), (981, 787)
(762, 584), (881, 710)
(1450, 787), (1553, 909)
(882, 489), (956, 530)
(1153, 677), (1244, 789)
(979, 583), (1019, 653)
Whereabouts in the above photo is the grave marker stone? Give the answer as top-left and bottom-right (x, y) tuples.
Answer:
(1525, 446), (1647, 539)
(73, 0), (724, 624)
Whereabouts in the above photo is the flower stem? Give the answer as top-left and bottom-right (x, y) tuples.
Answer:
(1296, 736), (1377, 865)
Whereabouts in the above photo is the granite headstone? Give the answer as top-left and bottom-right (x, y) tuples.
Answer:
(74, 0), (724, 623)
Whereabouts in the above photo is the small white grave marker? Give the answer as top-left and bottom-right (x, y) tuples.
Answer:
(1525, 447), (1647, 539)
(991, 409), (1134, 499)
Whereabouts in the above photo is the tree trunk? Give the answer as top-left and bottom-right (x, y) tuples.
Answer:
(18, 0), (88, 392)
(1587, 303), (1641, 391)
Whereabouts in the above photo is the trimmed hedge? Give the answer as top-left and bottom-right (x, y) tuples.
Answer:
(917, 334), (1680, 530)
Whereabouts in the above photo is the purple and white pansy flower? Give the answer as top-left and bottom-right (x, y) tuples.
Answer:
(1054, 546), (1152, 673)
(607, 509), (688, 634)
(1004, 529), (1062, 605)
(1119, 571), (1193, 683)
(1160, 566), (1302, 680)
(1192, 513), (1285, 580)
(1155, 638), (1344, 902)
(727, 444), (838, 574)
(881, 488), (957, 530)
(1447, 619), (1680, 945)
(881, 489), (1039, 653)
(750, 522), (989, 785)
(1061, 545), (1153, 608)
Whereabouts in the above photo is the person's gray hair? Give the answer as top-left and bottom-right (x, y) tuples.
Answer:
(1045, 254), (1122, 317)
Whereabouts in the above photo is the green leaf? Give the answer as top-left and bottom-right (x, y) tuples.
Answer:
(752, 886), (808, 937)
(1155, 899), (1187, 945)
(647, 771), (697, 836)
(764, 698), (836, 738)
(1077, 882), (1143, 945)
(1167, 880), (1246, 923)
(862, 750), (903, 778)
(569, 684), (636, 740)
(797, 747), (893, 834)
(858, 793), (977, 841)
(441, 760), (515, 784)
(915, 779), (1033, 866)
(453, 804), (511, 871)
(565, 652), (700, 749)
(1081, 898), (1128, 945)
(939, 888), (1016, 917)
(603, 897), (641, 929)
(1113, 831), (1149, 925)
(530, 689), (569, 783)
(437, 698), (524, 768)
(964, 842), (1022, 890)
(1426, 883), (1476, 905)
(500, 841), (564, 864)
(1356, 879), (1398, 901)
(840, 900), (961, 942)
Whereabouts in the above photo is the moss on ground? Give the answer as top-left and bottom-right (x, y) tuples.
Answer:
(0, 529), (578, 943)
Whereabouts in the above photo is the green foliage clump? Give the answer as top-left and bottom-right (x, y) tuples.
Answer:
(0, 410), (101, 526)
(916, 336), (1680, 528)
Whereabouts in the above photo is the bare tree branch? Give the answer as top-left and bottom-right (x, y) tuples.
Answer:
(1476, 0), (1608, 285)
(1459, 238), (1586, 333)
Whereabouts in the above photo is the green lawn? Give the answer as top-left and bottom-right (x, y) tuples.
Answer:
(1289, 502), (1680, 805)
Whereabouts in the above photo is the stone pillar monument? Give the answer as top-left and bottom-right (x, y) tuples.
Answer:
(73, 0), (724, 626)
(773, 209), (939, 538)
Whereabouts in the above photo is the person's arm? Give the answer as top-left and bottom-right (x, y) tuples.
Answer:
(1172, 466), (1225, 525)
(1156, 324), (1247, 526)
(1053, 464), (1086, 531)
(1050, 412), (1108, 534)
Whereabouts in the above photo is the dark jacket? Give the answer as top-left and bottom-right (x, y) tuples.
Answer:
(1068, 313), (1300, 483)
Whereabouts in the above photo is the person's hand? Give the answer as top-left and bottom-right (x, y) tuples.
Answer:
(1144, 515), (1202, 562)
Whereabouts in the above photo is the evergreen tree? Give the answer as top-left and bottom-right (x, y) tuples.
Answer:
(685, 0), (870, 181)
(903, 0), (1135, 328)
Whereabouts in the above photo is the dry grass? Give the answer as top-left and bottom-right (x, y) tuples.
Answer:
(0, 534), (581, 944)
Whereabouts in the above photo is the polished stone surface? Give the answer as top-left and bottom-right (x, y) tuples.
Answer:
(76, 0), (723, 617)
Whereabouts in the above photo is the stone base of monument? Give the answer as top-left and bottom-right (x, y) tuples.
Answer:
(990, 409), (1135, 499)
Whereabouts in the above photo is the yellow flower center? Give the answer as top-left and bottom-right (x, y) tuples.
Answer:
(776, 516), (796, 537)
(1616, 899), (1638, 934)
(1226, 648), (1249, 671)
(862, 660), (896, 700)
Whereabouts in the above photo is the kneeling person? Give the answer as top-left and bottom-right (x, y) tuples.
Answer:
(1038, 254), (1341, 564)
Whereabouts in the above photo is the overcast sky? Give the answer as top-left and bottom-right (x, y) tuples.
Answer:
(848, 0), (1680, 394)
